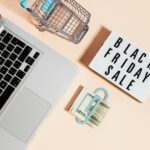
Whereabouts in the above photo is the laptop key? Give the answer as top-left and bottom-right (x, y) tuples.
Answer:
(9, 67), (17, 76)
(33, 52), (40, 59)
(10, 76), (20, 87)
(9, 53), (17, 61)
(2, 50), (10, 59)
(11, 37), (25, 48)
(2, 33), (13, 44)
(0, 66), (8, 75)
(4, 74), (12, 82)
(0, 80), (7, 89)
(0, 42), (6, 51)
(13, 60), (21, 69)
(6, 44), (14, 52)
(0, 88), (3, 95)
(26, 56), (35, 65)
(0, 85), (15, 110)
(0, 74), (3, 81)
(0, 29), (40, 110)
(0, 57), (5, 65)
(16, 70), (25, 79)
(0, 30), (7, 37)
(14, 46), (22, 55)
(18, 46), (32, 62)
(24, 65), (30, 72)
(4, 59), (13, 68)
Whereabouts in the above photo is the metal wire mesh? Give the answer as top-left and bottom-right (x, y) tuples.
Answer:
(62, 0), (90, 23)
(29, 0), (90, 43)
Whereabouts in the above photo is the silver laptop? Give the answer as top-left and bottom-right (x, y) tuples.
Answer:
(0, 16), (78, 150)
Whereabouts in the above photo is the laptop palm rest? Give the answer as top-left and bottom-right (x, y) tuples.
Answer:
(0, 88), (50, 143)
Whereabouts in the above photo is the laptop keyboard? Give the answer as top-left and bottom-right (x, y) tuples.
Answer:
(0, 29), (40, 110)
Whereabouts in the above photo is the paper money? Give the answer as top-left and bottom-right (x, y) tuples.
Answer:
(88, 100), (109, 127)
(69, 88), (109, 127)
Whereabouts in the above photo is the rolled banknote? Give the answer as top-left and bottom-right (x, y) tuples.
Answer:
(69, 88), (109, 127)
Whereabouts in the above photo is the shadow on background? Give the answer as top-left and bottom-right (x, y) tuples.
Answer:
(65, 86), (83, 111)
(80, 26), (111, 66)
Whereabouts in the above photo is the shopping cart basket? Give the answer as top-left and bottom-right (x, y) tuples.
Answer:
(20, 0), (91, 44)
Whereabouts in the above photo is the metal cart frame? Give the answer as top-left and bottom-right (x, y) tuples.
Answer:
(21, 0), (91, 43)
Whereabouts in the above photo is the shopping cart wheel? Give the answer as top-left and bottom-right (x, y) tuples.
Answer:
(74, 25), (89, 44)
(39, 28), (46, 32)
(36, 24), (47, 32)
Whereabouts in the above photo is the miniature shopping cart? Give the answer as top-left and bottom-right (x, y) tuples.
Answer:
(20, 0), (91, 43)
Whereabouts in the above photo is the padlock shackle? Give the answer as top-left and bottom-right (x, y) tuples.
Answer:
(76, 95), (102, 125)
(75, 87), (109, 125)
(94, 87), (109, 101)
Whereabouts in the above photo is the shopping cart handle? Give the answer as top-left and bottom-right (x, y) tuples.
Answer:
(41, 0), (54, 11)
(20, 0), (28, 9)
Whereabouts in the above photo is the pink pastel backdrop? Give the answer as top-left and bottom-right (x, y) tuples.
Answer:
(0, 0), (150, 150)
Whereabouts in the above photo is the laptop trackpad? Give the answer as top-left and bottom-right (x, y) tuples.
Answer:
(0, 88), (50, 143)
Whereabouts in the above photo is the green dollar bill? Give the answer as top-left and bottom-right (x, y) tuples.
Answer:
(69, 88), (109, 127)
(88, 101), (109, 127)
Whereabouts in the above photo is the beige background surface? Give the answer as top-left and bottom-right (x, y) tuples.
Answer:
(0, 0), (150, 150)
